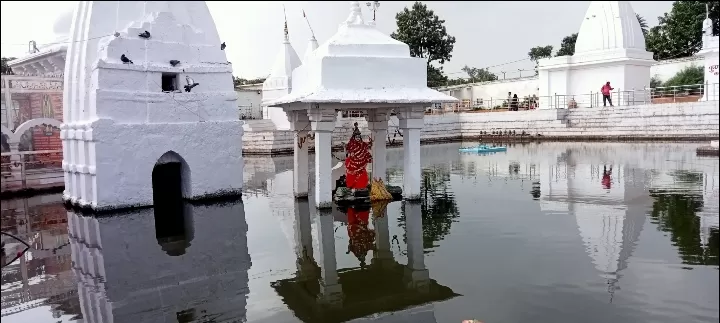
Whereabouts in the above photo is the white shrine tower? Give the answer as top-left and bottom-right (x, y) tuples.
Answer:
(538, 1), (654, 107)
(267, 1), (457, 209)
(698, 4), (719, 101)
(62, 1), (243, 211)
(262, 17), (302, 130)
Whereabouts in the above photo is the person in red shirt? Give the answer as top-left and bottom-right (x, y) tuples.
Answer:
(601, 82), (614, 107)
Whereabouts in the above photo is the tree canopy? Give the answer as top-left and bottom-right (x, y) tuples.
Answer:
(1, 57), (16, 75)
(461, 65), (498, 83)
(233, 76), (266, 87)
(391, 1), (456, 88)
(646, 1), (719, 60)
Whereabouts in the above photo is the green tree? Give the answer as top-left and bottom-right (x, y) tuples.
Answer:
(391, 1), (456, 88)
(461, 65), (498, 83)
(555, 33), (578, 57)
(528, 45), (553, 74)
(1, 57), (16, 75)
(636, 13), (649, 36)
(233, 76), (266, 87)
(645, 1), (719, 60)
(663, 65), (704, 86)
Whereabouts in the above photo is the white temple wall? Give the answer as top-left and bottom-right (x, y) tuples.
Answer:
(568, 65), (626, 97)
(93, 122), (243, 208)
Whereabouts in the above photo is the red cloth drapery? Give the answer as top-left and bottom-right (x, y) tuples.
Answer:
(345, 137), (372, 189)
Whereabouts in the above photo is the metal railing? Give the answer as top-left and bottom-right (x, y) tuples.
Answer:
(430, 82), (719, 113)
(1, 150), (64, 193)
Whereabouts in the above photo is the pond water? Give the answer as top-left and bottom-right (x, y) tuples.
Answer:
(1, 142), (719, 323)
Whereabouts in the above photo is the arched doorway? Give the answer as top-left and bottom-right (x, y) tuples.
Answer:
(152, 151), (193, 256)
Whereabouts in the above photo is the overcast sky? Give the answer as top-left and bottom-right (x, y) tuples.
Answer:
(1, 1), (673, 80)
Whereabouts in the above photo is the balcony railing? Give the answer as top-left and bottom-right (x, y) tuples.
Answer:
(430, 82), (720, 113)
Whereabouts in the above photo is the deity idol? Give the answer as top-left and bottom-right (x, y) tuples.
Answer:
(345, 206), (376, 268)
(345, 123), (372, 191)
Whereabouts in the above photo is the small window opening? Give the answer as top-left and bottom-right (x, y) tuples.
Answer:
(162, 73), (178, 92)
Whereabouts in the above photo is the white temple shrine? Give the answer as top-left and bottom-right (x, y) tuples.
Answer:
(261, 21), (302, 130)
(62, 1), (243, 211)
(699, 5), (719, 102)
(538, 1), (655, 107)
(266, 1), (457, 209)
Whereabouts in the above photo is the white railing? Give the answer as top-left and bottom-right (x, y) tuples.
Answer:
(430, 82), (720, 113)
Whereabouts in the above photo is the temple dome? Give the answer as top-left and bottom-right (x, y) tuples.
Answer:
(267, 1), (456, 105)
(574, 1), (646, 54)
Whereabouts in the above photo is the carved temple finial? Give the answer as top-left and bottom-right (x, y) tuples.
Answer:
(345, 1), (365, 25)
(283, 5), (289, 42)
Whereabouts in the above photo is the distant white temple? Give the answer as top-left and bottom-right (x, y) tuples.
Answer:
(62, 1), (243, 211)
(538, 1), (655, 107)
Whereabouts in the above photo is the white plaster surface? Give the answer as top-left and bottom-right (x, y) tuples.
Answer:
(266, 2), (456, 107)
(262, 34), (302, 131)
(574, 1), (646, 54)
(62, 1), (243, 210)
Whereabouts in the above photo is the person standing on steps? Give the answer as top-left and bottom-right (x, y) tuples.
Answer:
(601, 81), (614, 107)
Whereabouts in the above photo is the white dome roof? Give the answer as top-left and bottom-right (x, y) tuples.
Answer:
(574, 1), (646, 54)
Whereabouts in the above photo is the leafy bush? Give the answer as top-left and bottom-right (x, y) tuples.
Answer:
(650, 75), (663, 88)
(663, 66), (704, 87)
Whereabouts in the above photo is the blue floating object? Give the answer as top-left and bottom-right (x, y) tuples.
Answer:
(458, 144), (508, 153)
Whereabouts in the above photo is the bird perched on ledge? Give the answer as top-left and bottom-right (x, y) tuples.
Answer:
(120, 54), (133, 64)
(220, 42), (226, 50)
(138, 30), (151, 39)
(169, 60), (180, 67)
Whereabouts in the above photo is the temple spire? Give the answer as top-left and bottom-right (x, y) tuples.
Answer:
(283, 5), (289, 42)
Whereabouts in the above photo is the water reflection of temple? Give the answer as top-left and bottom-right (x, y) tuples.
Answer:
(68, 202), (251, 322)
(271, 200), (458, 323)
(1, 195), (79, 320)
(455, 142), (719, 296)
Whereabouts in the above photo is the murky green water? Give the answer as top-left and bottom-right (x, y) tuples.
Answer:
(2, 142), (718, 323)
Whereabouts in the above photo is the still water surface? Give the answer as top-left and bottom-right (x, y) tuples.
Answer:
(1, 142), (718, 323)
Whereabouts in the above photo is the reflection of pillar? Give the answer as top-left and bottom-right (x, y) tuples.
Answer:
(309, 108), (336, 209)
(398, 107), (424, 200)
(403, 201), (429, 291)
(294, 199), (316, 279)
(316, 209), (343, 306)
(291, 111), (310, 198)
(372, 206), (394, 268)
(366, 110), (388, 181)
(8, 142), (22, 185)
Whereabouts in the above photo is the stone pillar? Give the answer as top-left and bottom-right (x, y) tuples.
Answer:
(397, 107), (424, 200)
(371, 203), (394, 269)
(403, 201), (430, 291)
(294, 199), (317, 280)
(290, 110), (310, 198)
(366, 110), (388, 181)
(316, 209), (343, 306)
(308, 107), (336, 209)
